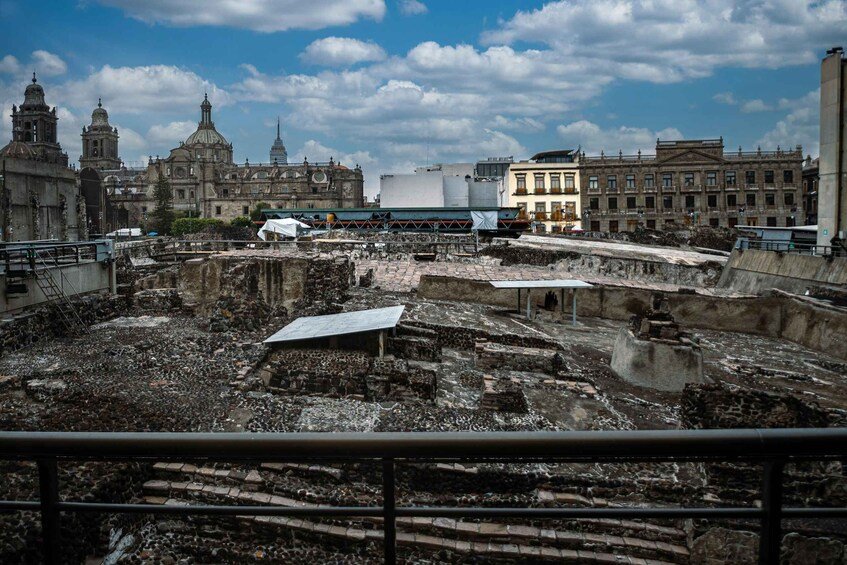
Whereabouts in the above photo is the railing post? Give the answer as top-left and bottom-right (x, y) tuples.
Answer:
(759, 460), (784, 565)
(382, 458), (396, 565)
(37, 458), (60, 565)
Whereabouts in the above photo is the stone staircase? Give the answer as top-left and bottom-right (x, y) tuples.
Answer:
(141, 462), (691, 564)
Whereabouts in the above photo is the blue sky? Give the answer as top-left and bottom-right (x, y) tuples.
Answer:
(0, 0), (843, 197)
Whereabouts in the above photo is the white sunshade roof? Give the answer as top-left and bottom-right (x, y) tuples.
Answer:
(489, 279), (594, 289)
(263, 305), (406, 344)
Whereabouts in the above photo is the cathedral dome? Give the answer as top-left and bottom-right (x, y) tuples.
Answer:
(23, 73), (46, 108)
(185, 126), (229, 146)
(91, 99), (109, 127)
(184, 94), (229, 147)
(0, 140), (36, 160)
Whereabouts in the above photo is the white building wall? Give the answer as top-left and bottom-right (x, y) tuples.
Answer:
(379, 171), (444, 207)
(468, 180), (500, 207)
(442, 176), (469, 207)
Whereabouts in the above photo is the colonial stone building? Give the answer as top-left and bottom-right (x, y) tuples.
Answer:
(578, 139), (803, 232)
(98, 96), (364, 228)
(0, 74), (84, 242)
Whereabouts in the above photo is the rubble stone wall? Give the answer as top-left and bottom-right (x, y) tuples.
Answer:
(474, 341), (566, 374)
(0, 292), (123, 356)
(178, 254), (351, 314)
(718, 248), (847, 295)
(482, 244), (723, 287)
(418, 275), (847, 360)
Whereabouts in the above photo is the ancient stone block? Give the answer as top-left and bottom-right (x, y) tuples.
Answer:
(610, 327), (705, 392)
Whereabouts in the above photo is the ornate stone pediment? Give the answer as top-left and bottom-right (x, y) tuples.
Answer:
(657, 149), (723, 165)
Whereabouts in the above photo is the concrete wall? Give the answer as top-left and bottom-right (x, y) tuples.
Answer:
(442, 176), (469, 207)
(468, 180), (500, 207)
(379, 171), (444, 208)
(717, 248), (847, 294)
(1, 261), (113, 312)
(817, 49), (846, 248)
(417, 275), (847, 360)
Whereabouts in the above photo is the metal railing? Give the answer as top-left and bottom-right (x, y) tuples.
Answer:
(736, 239), (847, 257)
(0, 241), (104, 276)
(0, 429), (845, 564)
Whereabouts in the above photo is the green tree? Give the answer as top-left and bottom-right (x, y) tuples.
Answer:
(230, 216), (253, 228)
(151, 174), (175, 235)
(249, 201), (271, 222)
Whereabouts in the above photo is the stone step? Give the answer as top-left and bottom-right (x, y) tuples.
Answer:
(142, 481), (689, 562)
(144, 496), (678, 565)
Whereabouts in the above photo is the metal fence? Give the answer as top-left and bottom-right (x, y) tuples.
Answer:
(737, 239), (847, 257)
(1, 429), (846, 564)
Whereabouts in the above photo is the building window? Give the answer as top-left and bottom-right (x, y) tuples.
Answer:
(177, 189), (185, 199)
(516, 175), (526, 191)
(551, 201), (562, 216)
(645, 196), (655, 209)
(644, 174), (655, 188)
(683, 172), (695, 187)
(166, 167), (171, 176)
(564, 174), (575, 190)
(222, 189), (229, 197)
(765, 193), (775, 207)
(783, 170), (794, 183)
(646, 219), (656, 229)
(607, 175), (617, 189)
(627, 196), (636, 209)
(784, 192), (795, 206)
(564, 202), (576, 220)
(609, 220), (619, 233)
(663, 195), (673, 209)
(709, 218), (720, 227)
(706, 171), (717, 186)
(707, 194), (717, 207)
(608, 197), (618, 210)
(728, 217), (738, 228)
(745, 170), (756, 185)
(550, 174), (561, 191)
(662, 173), (673, 188)
(589, 197), (599, 210)
(786, 216), (796, 227)
(625, 175), (636, 189)
(590, 220), (600, 231)
(215, 206), (222, 215)
(588, 176), (599, 189)
(767, 217), (777, 227)
(141, 206), (148, 214)
(243, 206), (249, 215)
(685, 195), (695, 208)
(727, 194), (737, 207)
(189, 166), (194, 175)
(534, 174), (545, 190)
(746, 193), (756, 206)
(764, 170), (775, 184)
(726, 171), (736, 186)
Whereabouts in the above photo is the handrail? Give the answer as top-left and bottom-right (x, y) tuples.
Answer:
(0, 429), (846, 564)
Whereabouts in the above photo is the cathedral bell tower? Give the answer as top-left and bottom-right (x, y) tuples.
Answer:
(80, 98), (121, 170)
(10, 72), (67, 166)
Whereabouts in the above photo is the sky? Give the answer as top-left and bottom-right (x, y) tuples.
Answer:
(0, 0), (843, 198)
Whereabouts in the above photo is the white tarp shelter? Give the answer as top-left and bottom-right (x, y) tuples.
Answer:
(106, 228), (142, 238)
(471, 210), (498, 231)
(258, 218), (310, 240)
(489, 279), (594, 326)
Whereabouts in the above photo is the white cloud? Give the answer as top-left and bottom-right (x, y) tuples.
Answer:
(398, 0), (427, 15)
(300, 37), (386, 67)
(556, 120), (683, 155)
(492, 115), (545, 132)
(61, 65), (230, 114)
(146, 120), (198, 147)
(96, 0), (386, 32)
(713, 92), (737, 105)
(740, 99), (774, 113)
(482, 0), (847, 83)
(0, 55), (20, 75)
(757, 89), (820, 157)
(32, 50), (67, 76)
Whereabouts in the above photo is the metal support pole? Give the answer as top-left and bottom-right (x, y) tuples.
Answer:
(561, 288), (565, 320)
(759, 460), (784, 565)
(572, 290), (577, 327)
(516, 289), (520, 314)
(378, 331), (385, 359)
(382, 459), (396, 565)
(526, 289), (532, 320)
(37, 459), (60, 565)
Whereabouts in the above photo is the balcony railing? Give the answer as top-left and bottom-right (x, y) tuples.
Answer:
(0, 429), (845, 565)
(661, 185), (676, 193)
(533, 212), (548, 221)
(514, 188), (527, 195)
(534, 188), (547, 195)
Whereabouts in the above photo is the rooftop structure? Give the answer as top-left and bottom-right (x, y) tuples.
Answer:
(264, 305), (405, 345)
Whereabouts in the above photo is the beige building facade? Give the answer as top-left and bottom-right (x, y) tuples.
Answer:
(506, 150), (581, 233)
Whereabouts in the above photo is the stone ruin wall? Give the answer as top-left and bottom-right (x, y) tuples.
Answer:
(480, 244), (725, 287)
